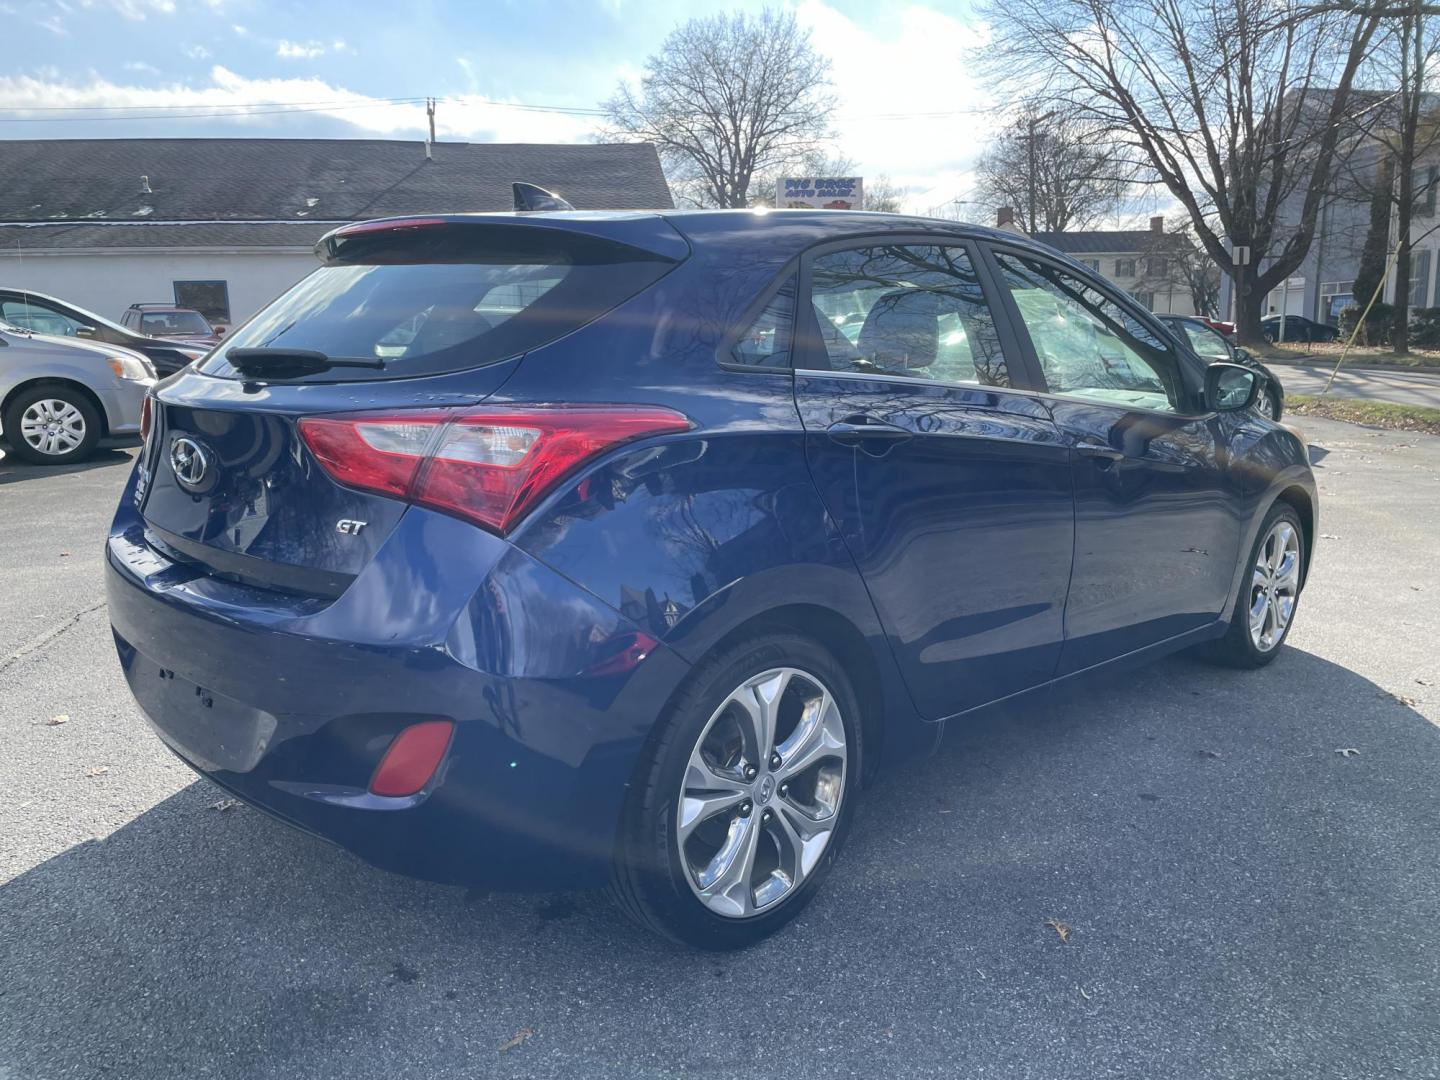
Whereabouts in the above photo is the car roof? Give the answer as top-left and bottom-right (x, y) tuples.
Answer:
(319, 208), (1090, 275)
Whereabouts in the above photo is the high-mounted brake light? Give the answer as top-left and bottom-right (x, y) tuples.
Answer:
(333, 217), (448, 238)
(298, 405), (691, 535)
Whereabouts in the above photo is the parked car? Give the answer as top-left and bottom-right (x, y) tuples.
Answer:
(120, 303), (224, 347)
(1201, 317), (1237, 337)
(1154, 313), (1285, 420)
(1, 320), (154, 464)
(0, 289), (207, 377)
(1261, 314), (1338, 343)
(107, 209), (1316, 949)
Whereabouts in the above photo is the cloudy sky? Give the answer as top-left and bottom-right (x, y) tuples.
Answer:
(1, 0), (1016, 215)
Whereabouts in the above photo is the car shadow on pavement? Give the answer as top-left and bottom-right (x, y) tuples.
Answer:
(0, 445), (135, 485)
(2, 647), (1437, 1079)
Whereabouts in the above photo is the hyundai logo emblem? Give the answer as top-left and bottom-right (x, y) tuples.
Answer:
(170, 436), (211, 491)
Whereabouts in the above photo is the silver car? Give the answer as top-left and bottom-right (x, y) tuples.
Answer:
(0, 321), (155, 465)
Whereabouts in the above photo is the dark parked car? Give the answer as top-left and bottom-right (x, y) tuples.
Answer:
(1155, 313), (1285, 420)
(1261, 313), (1338, 343)
(0, 289), (207, 377)
(120, 303), (223, 348)
(107, 209), (1316, 949)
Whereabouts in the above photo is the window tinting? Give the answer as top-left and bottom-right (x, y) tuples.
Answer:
(994, 251), (1183, 413)
(199, 227), (675, 382)
(804, 244), (1009, 387)
(730, 275), (796, 367)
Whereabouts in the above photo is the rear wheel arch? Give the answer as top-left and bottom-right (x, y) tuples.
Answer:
(2, 378), (110, 438)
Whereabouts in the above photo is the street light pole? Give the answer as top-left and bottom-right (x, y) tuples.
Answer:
(1026, 109), (1058, 233)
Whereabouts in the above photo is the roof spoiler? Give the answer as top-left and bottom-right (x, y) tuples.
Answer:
(513, 182), (575, 212)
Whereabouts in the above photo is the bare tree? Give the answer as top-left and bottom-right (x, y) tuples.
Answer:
(1140, 216), (1222, 316)
(982, 0), (1383, 344)
(974, 106), (1134, 231)
(864, 175), (907, 213)
(602, 8), (836, 209)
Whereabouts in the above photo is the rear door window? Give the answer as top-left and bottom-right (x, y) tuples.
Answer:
(803, 244), (1012, 388)
(199, 225), (677, 382)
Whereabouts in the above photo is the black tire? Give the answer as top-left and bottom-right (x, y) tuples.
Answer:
(1204, 501), (1305, 669)
(609, 631), (863, 950)
(2, 385), (102, 465)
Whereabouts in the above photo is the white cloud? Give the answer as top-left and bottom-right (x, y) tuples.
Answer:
(231, 23), (247, 35)
(0, 66), (603, 143)
(123, 60), (161, 75)
(796, 2), (1000, 215)
(185, 44), (211, 59)
(107, 0), (178, 19)
(276, 40), (325, 60)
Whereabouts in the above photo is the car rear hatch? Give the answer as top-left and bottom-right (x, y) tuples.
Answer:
(136, 214), (686, 598)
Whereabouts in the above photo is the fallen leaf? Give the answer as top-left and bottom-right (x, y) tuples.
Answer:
(84, 766), (108, 778)
(499, 1027), (536, 1053)
(59, 551), (71, 557)
(1335, 748), (1360, 758)
(1044, 918), (1071, 943)
(209, 798), (241, 812)
(1417, 678), (1432, 686)
(1196, 748), (1223, 760)
(46, 714), (69, 726)
(1320, 533), (1340, 540)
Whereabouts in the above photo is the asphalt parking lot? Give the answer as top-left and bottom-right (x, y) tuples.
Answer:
(1, 417), (1438, 1080)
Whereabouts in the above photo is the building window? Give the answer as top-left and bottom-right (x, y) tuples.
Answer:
(1078, 258), (1100, 273)
(1410, 249), (1432, 309)
(1414, 166), (1439, 217)
(1115, 258), (1136, 277)
(1146, 257), (1167, 277)
(1129, 289), (1155, 310)
(173, 280), (231, 324)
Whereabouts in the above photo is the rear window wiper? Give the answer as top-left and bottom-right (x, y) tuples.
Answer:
(226, 347), (386, 379)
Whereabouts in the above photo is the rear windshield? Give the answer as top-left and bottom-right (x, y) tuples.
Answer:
(199, 226), (677, 382)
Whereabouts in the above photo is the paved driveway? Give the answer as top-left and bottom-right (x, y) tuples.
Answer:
(1, 419), (1437, 1080)
(1270, 361), (1440, 408)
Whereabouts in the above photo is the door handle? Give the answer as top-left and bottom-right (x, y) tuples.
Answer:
(827, 419), (914, 448)
(1075, 442), (1125, 462)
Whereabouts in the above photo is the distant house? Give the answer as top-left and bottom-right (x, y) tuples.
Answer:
(0, 138), (672, 328)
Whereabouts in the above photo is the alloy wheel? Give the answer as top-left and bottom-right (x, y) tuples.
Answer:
(676, 667), (847, 918)
(1249, 520), (1301, 652)
(19, 398), (87, 456)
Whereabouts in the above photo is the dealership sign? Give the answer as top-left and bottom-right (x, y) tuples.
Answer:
(778, 177), (864, 210)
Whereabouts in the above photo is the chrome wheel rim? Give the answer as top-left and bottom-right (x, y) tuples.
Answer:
(20, 398), (86, 456)
(677, 667), (847, 918)
(1249, 520), (1301, 652)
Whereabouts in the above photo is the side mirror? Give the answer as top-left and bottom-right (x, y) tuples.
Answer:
(1205, 362), (1259, 412)
(75, 325), (97, 339)
(215, 326), (226, 337)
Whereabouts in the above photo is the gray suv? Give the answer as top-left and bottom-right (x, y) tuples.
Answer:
(0, 321), (154, 465)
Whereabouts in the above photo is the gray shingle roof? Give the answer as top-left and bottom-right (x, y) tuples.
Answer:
(0, 138), (673, 224)
(0, 221), (336, 250)
(1031, 230), (1185, 255)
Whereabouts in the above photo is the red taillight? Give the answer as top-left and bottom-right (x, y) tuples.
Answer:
(369, 719), (454, 797)
(139, 395), (153, 443)
(298, 405), (690, 535)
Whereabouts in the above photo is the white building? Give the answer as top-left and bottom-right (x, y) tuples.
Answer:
(0, 138), (672, 329)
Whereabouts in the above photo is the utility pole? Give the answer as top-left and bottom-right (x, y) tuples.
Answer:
(1026, 109), (1058, 233)
(426, 97), (437, 144)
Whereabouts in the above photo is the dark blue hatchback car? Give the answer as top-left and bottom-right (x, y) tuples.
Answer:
(107, 208), (1316, 948)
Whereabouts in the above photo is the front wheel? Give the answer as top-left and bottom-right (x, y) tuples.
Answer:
(610, 631), (861, 949)
(2, 386), (102, 465)
(1204, 502), (1305, 668)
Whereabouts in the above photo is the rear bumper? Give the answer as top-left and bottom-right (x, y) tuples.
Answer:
(106, 468), (689, 889)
